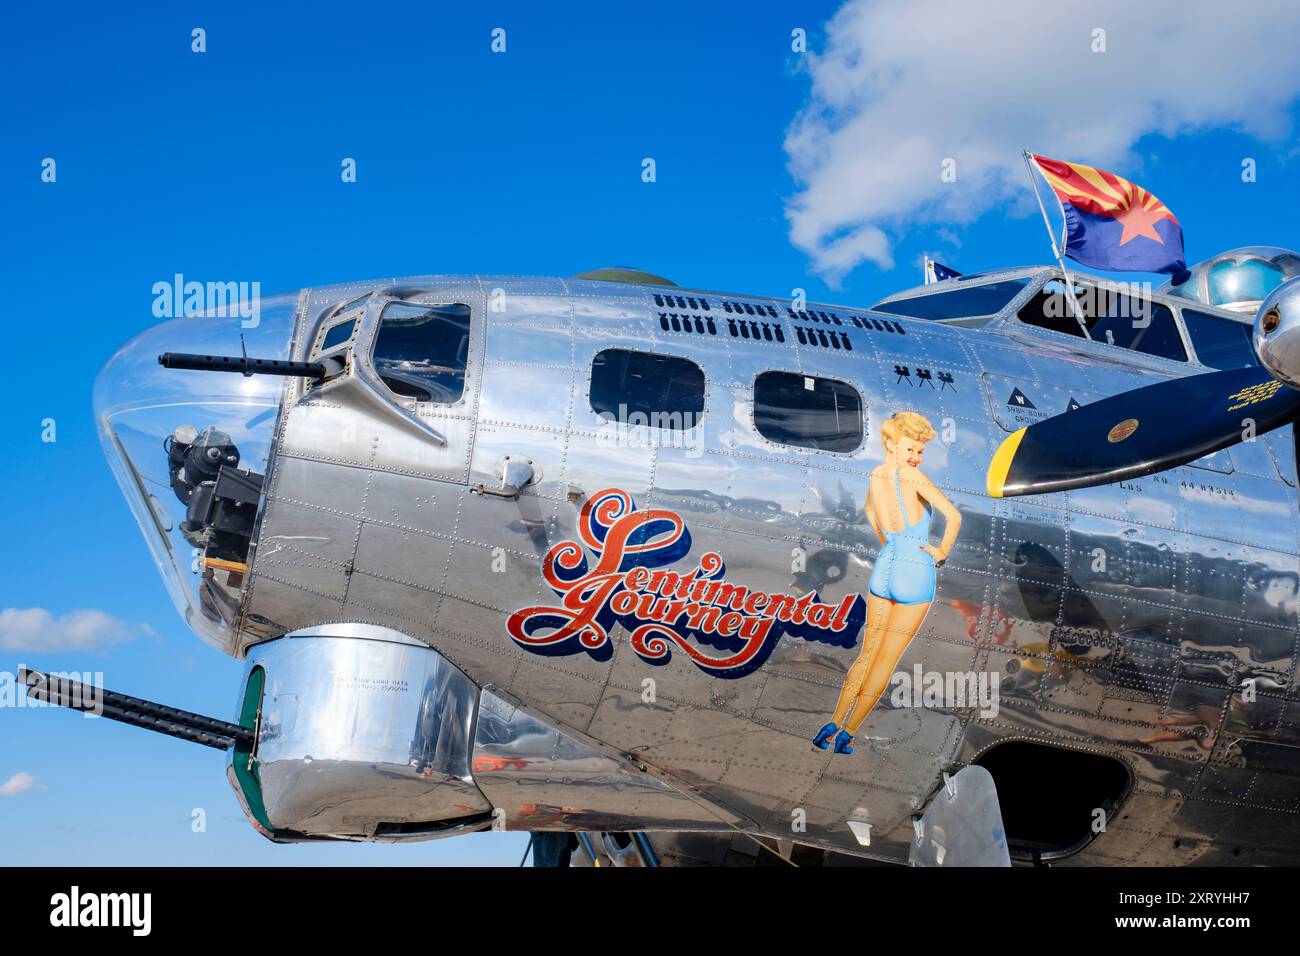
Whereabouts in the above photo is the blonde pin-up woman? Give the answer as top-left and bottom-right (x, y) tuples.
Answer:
(812, 411), (961, 755)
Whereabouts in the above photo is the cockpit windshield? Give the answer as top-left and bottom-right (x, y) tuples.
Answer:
(1016, 277), (1187, 362)
(94, 293), (299, 652)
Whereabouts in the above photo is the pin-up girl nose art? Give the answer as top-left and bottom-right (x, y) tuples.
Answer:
(812, 411), (962, 756)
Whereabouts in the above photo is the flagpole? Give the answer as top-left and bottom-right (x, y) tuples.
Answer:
(1023, 150), (1088, 335)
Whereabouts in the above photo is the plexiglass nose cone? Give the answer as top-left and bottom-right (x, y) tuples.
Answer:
(93, 293), (299, 651)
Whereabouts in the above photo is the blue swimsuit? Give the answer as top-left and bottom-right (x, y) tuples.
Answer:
(867, 468), (936, 605)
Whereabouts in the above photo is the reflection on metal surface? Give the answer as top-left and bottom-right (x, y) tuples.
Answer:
(471, 687), (741, 833)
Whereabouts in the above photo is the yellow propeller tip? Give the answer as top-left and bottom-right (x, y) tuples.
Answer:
(986, 427), (1027, 499)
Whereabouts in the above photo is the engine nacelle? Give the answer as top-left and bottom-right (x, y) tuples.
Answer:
(1254, 277), (1300, 388)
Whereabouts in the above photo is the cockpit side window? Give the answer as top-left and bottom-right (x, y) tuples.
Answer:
(1017, 279), (1187, 361)
(1017, 280), (1089, 338)
(1181, 308), (1259, 369)
(1090, 292), (1185, 361)
(871, 280), (1029, 321)
(753, 371), (863, 452)
(319, 317), (357, 353)
(372, 302), (471, 404)
(589, 348), (704, 429)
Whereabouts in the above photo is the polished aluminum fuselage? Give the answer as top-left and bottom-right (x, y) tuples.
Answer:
(234, 273), (1300, 865)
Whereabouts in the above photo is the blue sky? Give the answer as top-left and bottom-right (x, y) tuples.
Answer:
(3, 0), (1300, 865)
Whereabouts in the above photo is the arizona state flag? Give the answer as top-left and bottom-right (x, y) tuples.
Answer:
(1029, 154), (1186, 275)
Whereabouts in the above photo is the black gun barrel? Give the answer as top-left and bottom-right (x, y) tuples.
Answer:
(19, 667), (253, 751)
(159, 352), (327, 379)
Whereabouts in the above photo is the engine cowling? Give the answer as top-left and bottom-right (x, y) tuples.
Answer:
(1253, 277), (1300, 388)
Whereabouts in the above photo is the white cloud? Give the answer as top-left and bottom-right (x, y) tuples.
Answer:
(0, 772), (38, 797)
(785, 0), (1300, 284)
(0, 608), (141, 652)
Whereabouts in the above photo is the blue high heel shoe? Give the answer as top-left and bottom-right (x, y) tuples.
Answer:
(812, 722), (837, 750)
(833, 730), (854, 755)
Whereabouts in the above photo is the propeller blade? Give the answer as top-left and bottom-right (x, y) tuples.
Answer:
(986, 366), (1300, 498)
